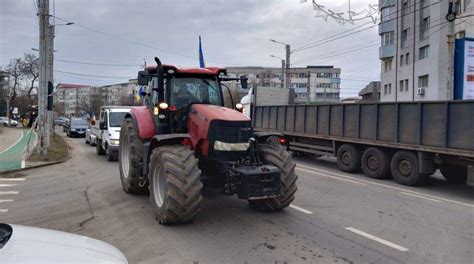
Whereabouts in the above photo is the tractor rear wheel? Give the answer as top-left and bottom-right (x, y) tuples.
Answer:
(119, 117), (147, 194)
(249, 141), (297, 211)
(148, 145), (202, 225)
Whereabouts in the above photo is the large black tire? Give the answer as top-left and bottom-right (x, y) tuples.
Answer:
(96, 140), (105, 155)
(119, 117), (148, 194)
(249, 141), (297, 211)
(361, 147), (391, 179)
(148, 145), (202, 225)
(336, 144), (361, 173)
(440, 165), (467, 184)
(390, 151), (427, 186)
(105, 146), (115, 162)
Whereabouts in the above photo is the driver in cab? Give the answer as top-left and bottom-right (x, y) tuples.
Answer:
(171, 81), (200, 132)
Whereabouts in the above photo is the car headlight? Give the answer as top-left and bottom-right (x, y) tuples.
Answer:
(214, 141), (249, 151)
(111, 139), (120, 145)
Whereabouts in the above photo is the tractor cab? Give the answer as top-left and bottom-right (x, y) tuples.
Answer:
(138, 62), (243, 134)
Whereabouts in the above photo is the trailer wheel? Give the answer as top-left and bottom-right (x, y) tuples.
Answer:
(361, 147), (391, 179)
(96, 140), (105, 155)
(440, 165), (467, 184)
(249, 141), (297, 211)
(148, 145), (202, 225)
(390, 151), (427, 186)
(119, 117), (148, 194)
(336, 144), (361, 173)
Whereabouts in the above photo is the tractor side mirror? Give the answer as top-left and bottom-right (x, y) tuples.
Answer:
(137, 70), (150, 86)
(240, 75), (248, 89)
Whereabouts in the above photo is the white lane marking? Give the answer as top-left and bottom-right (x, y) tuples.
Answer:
(0, 178), (26, 181)
(289, 204), (313, 214)
(0, 184), (17, 187)
(0, 131), (25, 154)
(0, 209), (8, 213)
(0, 199), (13, 203)
(345, 227), (409, 252)
(0, 191), (19, 195)
(400, 192), (442, 203)
(297, 167), (367, 186)
(296, 163), (474, 208)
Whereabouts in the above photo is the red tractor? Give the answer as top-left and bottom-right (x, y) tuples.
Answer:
(119, 57), (297, 225)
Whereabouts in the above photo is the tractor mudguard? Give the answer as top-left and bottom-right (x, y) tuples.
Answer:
(129, 107), (156, 140)
(148, 133), (190, 158)
(253, 131), (284, 142)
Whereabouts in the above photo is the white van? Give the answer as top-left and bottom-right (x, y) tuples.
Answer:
(92, 106), (131, 161)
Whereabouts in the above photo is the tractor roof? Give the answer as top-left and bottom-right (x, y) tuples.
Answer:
(145, 64), (226, 76)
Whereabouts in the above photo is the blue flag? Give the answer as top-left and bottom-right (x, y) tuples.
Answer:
(199, 35), (205, 68)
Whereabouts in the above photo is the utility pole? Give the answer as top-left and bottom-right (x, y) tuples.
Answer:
(281, 59), (285, 88)
(285, 44), (291, 90)
(37, 0), (50, 156)
(446, 1), (456, 100)
(46, 21), (55, 146)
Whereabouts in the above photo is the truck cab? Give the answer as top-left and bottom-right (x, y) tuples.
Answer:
(92, 106), (131, 161)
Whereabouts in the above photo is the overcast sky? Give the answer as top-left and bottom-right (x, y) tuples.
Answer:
(0, 0), (380, 97)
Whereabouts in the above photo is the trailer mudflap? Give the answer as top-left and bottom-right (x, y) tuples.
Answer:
(227, 165), (281, 200)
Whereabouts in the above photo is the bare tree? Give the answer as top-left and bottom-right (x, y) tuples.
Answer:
(5, 58), (23, 105)
(20, 53), (39, 99)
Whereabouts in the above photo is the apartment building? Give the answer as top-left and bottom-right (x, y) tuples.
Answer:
(226, 66), (341, 104)
(55, 83), (92, 117)
(379, 0), (473, 102)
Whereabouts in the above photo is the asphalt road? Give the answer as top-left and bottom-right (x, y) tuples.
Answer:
(1, 133), (473, 263)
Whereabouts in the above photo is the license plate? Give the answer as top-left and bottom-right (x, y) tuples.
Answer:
(78, 131), (84, 134)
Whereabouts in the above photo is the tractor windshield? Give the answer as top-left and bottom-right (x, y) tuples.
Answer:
(169, 77), (222, 110)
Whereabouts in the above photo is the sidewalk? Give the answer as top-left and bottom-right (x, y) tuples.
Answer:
(0, 128), (37, 172)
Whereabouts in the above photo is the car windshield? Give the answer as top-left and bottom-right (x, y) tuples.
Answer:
(169, 77), (222, 110)
(71, 120), (88, 126)
(109, 112), (127, 127)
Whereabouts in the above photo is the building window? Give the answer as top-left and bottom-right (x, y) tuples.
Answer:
(383, 58), (392, 72)
(405, 53), (410, 65)
(403, 1), (410, 16)
(400, 54), (404, 66)
(419, 45), (429, 60)
(401, 28), (410, 47)
(388, 83), (392, 94)
(420, 16), (430, 40)
(418, 75), (429, 88)
(405, 79), (409, 91)
(383, 83), (392, 95)
(381, 6), (394, 22)
(381, 31), (395, 46)
(399, 80), (404, 92)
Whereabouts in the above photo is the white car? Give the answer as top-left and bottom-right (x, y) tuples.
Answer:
(0, 223), (128, 263)
(0, 117), (18, 127)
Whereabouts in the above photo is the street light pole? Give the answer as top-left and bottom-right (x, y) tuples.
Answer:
(269, 39), (291, 90)
(269, 55), (285, 88)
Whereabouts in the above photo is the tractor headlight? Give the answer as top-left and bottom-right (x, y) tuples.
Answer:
(214, 141), (249, 151)
(111, 139), (120, 145)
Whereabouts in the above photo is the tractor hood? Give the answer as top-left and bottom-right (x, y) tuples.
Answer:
(190, 104), (250, 122)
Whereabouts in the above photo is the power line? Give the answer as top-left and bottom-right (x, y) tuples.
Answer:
(55, 69), (134, 79)
(51, 15), (239, 66)
(55, 59), (141, 67)
(293, 1), (441, 54)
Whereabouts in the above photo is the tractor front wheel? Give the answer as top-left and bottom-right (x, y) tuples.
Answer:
(119, 117), (147, 193)
(148, 145), (203, 225)
(249, 141), (297, 211)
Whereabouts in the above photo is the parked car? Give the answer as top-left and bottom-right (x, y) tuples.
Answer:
(0, 223), (128, 263)
(66, 118), (88, 137)
(54, 116), (67, 126)
(0, 117), (18, 127)
(85, 124), (97, 146)
(62, 118), (70, 132)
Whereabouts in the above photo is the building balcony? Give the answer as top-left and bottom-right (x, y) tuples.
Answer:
(379, 44), (395, 59)
(378, 19), (395, 34)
